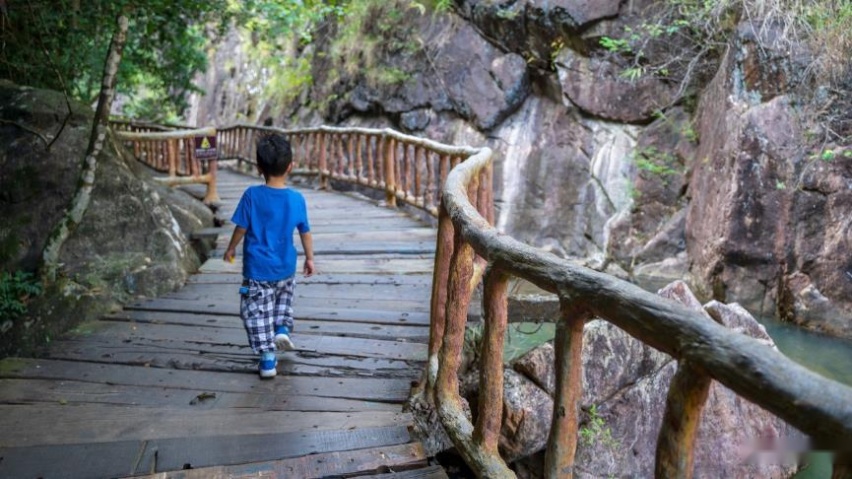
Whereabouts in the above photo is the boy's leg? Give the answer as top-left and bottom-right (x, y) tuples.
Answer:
(240, 279), (277, 377)
(273, 277), (296, 350)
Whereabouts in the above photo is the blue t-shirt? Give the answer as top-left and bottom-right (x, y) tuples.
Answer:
(231, 185), (310, 281)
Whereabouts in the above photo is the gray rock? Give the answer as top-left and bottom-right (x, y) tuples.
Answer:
(555, 49), (675, 123)
(399, 108), (432, 132)
(0, 81), (206, 356)
(685, 20), (852, 339)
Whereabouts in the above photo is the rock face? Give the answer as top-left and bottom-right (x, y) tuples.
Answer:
(685, 24), (852, 338)
(479, 281), (797, 477)
(0, 81), (211, 356)
(555, 49), (675, 123)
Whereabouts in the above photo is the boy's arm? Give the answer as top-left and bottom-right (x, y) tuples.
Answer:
(224, 226), (247, 263)
(300, 231), (315, 276)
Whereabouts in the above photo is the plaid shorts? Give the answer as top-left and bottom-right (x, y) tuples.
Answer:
(240, 277), (296, 353)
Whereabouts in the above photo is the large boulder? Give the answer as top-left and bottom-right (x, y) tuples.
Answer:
(555, 48), (676, 123)
(305, 12), (530, 132)
(457, 0), (622, 68)
(0, 81), (210, 356)
(685, 21), (852, 339)
(484, 281), (795, 477)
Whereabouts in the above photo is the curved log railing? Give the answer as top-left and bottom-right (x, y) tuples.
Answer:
(112, 120), (852, 478)
(110, 121), (220, 204)
(432, 145), (852, 478)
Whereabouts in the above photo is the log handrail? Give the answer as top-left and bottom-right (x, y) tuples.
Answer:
(110, 119), (852, 478)
(435, 144), (852, 478)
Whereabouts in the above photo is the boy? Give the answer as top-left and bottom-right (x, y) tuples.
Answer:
(223, 133), (315, 379)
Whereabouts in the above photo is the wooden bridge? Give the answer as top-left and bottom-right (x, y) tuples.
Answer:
(1, 122), (851, 478)
(0, 167), (445, 478)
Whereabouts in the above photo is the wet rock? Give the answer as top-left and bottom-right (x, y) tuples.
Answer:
(685, 20), (852, 339)
(458, 0), (622, 67)
(778, 273), (852, 339)
(632, 252), (689, 293)
(605, 107), (693, 268)
(441, 25), (531, 131)
(399, 108), (432, 132)
(555, 49), (676, 123)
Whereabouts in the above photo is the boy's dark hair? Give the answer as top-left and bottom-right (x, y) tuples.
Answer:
(256, 133), (293, 177)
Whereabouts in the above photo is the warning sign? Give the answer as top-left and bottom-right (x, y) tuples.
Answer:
(194, 135), (217, 159)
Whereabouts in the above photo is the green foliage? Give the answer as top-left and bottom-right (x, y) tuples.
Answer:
(324, 0), (419, 91)
(594, 0), (852, 125)
(0, 0), (235, 120)
(579, 404), (618, 448)
(0, 1), (340, 121)
(600, 36), (631, 54)
(435, 0), (453, 13)
(634, 147), (680, 177)
(0, 271), (43, 323)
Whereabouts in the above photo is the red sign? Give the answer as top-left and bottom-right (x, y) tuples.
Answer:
(194, 135), (217, 159)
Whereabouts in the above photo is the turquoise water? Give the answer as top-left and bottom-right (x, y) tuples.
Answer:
(759, 316), (852, 386)
(758, 317), (852, 479)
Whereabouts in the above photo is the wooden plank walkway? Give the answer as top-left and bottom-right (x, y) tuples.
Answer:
(0, 169), (447, 479)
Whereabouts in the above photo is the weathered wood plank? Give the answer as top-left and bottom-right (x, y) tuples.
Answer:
(201, 258), (434, 275)
(165, 282), (433, 303)
(187, 273), (433, 286)
(155, 294), (431, 313)
(58, 320), (427, 361)
(125, 299), (432, 324)
(0, 427), (414, 479)
(351, 465), (450, 479)
(105, 310), (431, 342)
(0, 358), (414, 401)
(45, 341), (423, 377)
(125, 443), (427, 479)
(0, 378), (401, 412)
(0, 404), (412, 447)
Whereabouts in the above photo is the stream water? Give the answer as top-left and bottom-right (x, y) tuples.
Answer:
(759, 316), (852, 387)
(757, 317), (852, 479)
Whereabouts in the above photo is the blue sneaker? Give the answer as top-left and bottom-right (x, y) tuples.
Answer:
(274, 326), (295, 351)
(258, 351), (277, 379)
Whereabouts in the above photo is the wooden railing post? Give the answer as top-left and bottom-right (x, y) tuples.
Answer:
(435, 228), (475, 412)
(655, 360), (712, 479)
(474, 265), (509, 454)
(203, 157), (219, 204)
(318, 132), (328, 189)
(383, 134), (397, 207)
(545, 299), (590, 479)
(427, 201), (454, 396)
(166, 139), (177, 177)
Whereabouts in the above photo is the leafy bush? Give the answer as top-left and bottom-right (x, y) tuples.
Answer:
(0, 271), (42, 325)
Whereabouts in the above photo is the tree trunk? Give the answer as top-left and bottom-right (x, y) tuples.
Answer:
(41, 14), (128, 283)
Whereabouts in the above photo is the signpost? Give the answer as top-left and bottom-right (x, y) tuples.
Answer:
(194, 134), (217, 160)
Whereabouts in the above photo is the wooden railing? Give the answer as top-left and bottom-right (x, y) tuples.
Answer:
(431, 145), (852, 478)
(113, 120), (852, 477)
(110, 121), (219, 204)
(215, 124), (489, 218)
